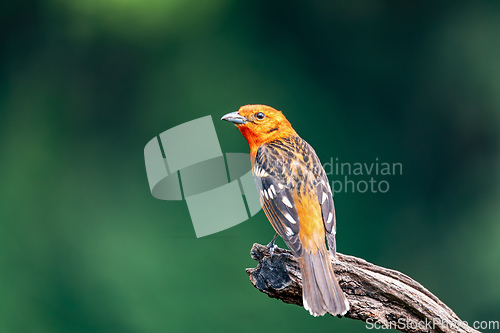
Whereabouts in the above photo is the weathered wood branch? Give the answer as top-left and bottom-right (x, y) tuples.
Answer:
(246, 243), (479, 333)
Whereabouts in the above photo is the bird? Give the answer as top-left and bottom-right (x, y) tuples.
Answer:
(221, 104), (350, 317)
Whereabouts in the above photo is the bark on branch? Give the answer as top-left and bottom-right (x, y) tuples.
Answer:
(246, 243), (479, 333)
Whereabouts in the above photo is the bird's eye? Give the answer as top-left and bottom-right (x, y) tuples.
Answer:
(256, 112), (265, 120)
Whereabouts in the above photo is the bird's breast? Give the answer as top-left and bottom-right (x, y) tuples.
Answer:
(293, 189), (325, 252)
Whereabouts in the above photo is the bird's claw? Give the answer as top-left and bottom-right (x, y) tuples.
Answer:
(267, 242), (278, 256)
(266, 233), (279, 256)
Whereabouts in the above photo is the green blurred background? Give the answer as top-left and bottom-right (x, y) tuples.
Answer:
(1, 0), (500, 332)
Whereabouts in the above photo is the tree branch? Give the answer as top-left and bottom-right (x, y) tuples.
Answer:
(246, 243), (479, 333)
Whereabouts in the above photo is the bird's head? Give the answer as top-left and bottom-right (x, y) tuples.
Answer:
(221, 105), (297, 155)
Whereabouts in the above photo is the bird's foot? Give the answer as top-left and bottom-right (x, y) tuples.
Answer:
(267, 242), (278, 256)
(267, 233), (279, 256)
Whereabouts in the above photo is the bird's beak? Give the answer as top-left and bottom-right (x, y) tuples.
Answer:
(221, 111), (248, 124)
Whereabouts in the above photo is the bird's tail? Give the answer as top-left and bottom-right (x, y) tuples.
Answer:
(299, 245), (350, 317)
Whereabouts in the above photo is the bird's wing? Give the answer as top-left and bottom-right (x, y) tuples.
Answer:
(254, 145), (302, 257)
(315, 171), (337, 256)
(285, 136), (337, 257)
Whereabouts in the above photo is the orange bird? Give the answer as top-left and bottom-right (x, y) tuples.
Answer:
(221, 105), (349, 316)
